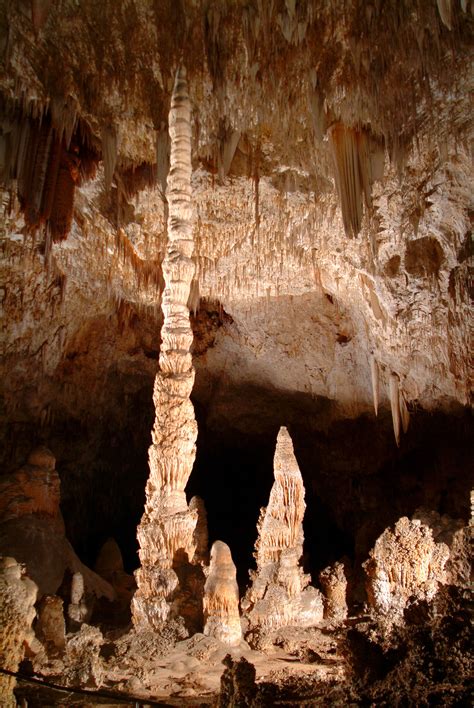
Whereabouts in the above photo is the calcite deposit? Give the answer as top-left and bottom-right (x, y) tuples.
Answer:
(132, 67), (204, 631)
(364, 516), (450, 620)
(0, 447), (114, 601)
(203, 541), (242, 646)
(0, 557), (37, 707)
(242, 428), (323, 641)
(319, 561), (348, 622)
(0, 0), (472, 704)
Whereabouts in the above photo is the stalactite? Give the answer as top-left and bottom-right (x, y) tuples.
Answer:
(132, 66), (203, 631)
(389, 372), (401, 446)
(101, 126), (117, 192)
(328, 122), (384, 238)
(437, 0), (453, 29)
(399, 386), (410, 434)
(370, 354), (379, 417)
(0, 100), (98, 245)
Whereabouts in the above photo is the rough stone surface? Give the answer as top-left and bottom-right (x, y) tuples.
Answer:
(0, 556), (37, 708)
(364, 517), (450, 620)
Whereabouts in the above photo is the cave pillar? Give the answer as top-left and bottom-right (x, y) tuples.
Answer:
(132, 67), (203, 630)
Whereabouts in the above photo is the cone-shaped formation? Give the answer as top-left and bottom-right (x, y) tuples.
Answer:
(203, 541), (242, 646)
(132, 68), (206, 630)
(242, 427), (323, 641)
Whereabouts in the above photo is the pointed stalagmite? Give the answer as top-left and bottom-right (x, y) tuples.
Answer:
(203, 541), (242, 646)
(242, 427), (323, 642)
(132, 67), (205, 630)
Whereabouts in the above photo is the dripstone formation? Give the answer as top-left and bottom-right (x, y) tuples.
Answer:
(132, 67), (204, 630)
(0, 1), (472, 704)
(242, 427), (324, 642)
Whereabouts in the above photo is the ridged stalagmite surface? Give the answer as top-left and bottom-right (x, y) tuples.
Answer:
(132, 67), (204, 630)
(203, 541), (242, 646)
(242, 427), (323, 640)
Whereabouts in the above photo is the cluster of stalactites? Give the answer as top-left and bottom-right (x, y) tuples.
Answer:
(328, 122), (384, 238)
(0, 98), (98, 251)
(370, 355), (410, 447)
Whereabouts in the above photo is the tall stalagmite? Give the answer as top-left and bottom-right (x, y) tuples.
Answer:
(242, 427), (323, 642)
(132, 67), (203, 630)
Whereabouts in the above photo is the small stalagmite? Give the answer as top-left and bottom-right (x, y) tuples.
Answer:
(319, 561), (348, 622)
(242, 427), (323, 641)
(203, 541), (242, 646)
(132, 66), (205, 630)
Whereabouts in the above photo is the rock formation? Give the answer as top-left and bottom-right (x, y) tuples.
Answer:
(242, 427), (323, 640)
(36, 594), (66, 655)
(0, 557), (37, 707)
(203, 541), (242, 646)
(319, 561), (348, 622)
(0, 447), (114, 601)
(364, 517), (449, 620)
(132, 67), (205, 630)
(218, 654), (257, 708)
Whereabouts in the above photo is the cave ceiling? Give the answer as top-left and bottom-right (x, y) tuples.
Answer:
(0, 0), (473, 446)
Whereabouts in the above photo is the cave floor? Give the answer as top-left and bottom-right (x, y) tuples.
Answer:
(16, 623), (345, 706)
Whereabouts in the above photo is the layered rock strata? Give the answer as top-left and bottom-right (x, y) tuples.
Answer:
(242, 427), (323, 639)
(364, 516), (449, 620)
(203, 541), (242, 646)
(0, 557), (37, 708)
(132, 68), (203, 629)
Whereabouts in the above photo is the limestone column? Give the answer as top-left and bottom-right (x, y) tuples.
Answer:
(132, 67), (202, 629)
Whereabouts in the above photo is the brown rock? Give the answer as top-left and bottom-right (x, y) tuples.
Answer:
(0, 556), (37, 707)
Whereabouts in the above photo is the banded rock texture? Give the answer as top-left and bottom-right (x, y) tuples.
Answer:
(0, 447), (114, 601)
(364, 517), (449, 620)
(132, 68), (205, 630)
(0, 557), (37, 708)
(203, 541), (242, 646)
(242, 427), (323, 641)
